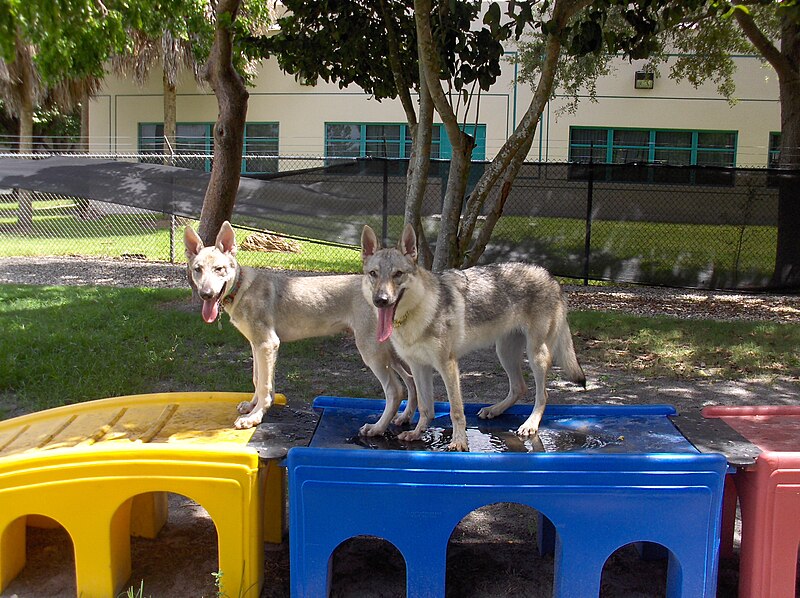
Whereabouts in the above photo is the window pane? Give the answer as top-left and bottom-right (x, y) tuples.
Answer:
(246, 139), (278, 155)
(246, 123), (279, 139)
(326, 140), (361, 157)
(571, 128), (606, 146)
(697, 132), (735, 149)
(366, 140), (401, 157)
(569, 146), (606, 163)
(697, 151), (734, 167)
(769, 132), (782, 153)
(176, 124), (209, 153)
(365, 125), (401, 141)
(655, 131), (692, 148)
(613, 130), (649, 147)
(612, 147), (648, 163)
(245, 123), (279, 158)
(244, 123), (279, 173)
(139, 124), (164, 152)
(570, 128), (607, 163)
(654, 149), (692, 165)
(769, 132), (781, 167)
(326, 124), (361, 157)
(365, 125), (401, 157)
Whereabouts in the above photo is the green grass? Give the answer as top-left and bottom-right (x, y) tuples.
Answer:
(0, 201), (777, 281)
(1, 284), (796, 419)
(570, 311), (800, 380)
(0, 206), (361, 272)
(0, 284), (376, 418)
(489, 216), (776, 286)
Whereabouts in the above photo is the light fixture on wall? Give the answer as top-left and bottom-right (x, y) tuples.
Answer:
(634, 71), (654, 90)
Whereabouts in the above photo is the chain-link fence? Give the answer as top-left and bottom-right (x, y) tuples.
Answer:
(0, 153), (793, 289)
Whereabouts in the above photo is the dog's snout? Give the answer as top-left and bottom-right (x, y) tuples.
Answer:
(373, 292), (391, 308)
(199, 289), (216, 301)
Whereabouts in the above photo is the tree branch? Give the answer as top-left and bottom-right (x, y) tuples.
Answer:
(734, 6), (794, 78)
(458, 0), (591, 260)
(379, 0), (417, 128)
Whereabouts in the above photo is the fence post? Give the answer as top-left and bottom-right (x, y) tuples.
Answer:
(170, 214), (176, 263)
(14, 187), (34, 232)
(167, 140), (176, 263)
(582, 155), (595, 286)
(382, 158), (389, 247)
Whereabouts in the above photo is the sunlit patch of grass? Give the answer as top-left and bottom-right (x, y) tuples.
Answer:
(570, 311), (800, 380)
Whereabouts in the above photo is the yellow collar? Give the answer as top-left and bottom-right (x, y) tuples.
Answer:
(394, 310), (409, 328)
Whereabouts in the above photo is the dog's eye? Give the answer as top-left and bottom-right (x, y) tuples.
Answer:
(368, 270), (378, 278)
(214, 266), (226, 274)
(193, 265), (203, 273)
(392, 270), (403, 280)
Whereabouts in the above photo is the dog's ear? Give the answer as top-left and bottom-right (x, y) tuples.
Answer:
(216, 221), (237, 256)
(184, 225), (204, 258)
(399, 223), (417, 262)
(361, 225), (379, 262)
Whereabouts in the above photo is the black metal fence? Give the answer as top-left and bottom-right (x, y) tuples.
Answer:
(0, 154), (794, 291)
(250, 159), (790, 291)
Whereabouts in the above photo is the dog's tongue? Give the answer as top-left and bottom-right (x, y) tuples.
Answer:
(377, 306), (394, 343)
(202, 299), (219, 324)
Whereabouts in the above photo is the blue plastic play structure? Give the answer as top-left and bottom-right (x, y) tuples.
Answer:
(287, 397), (728, 598)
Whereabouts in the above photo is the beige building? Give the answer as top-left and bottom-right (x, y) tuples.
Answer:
(89, 51), (780, 169)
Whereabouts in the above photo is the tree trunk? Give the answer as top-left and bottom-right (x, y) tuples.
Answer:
(17, 51), (34, 231)
(459, 28), (564, 267)
(414, 0), (475, 271)
(79, 90), (90, 152)
(197, 0), (249, 246)
(773, 18), (800, 288)
(463, 133), (535, 267)
(734, 8), (800, 288)
(405, 67), (435, 267)
(434, 136), (474, 271)
(163, 71), (178, 165)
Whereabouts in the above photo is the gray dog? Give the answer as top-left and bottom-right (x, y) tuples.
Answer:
(361, 223), (585, 451)
(185, 221), (415, 430)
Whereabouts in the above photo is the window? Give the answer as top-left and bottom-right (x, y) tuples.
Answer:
(138, 123), (213, 171)
(138, 122), (280, 173)
(769, 132), (781, 168)
(325, 123), (486, 161)
(243, 123), (280, 174)
(568, 127), (737, 167)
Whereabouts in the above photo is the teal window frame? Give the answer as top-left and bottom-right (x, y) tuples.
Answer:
(769, 132), (781, 168)
(138, 122), (214, 171)
(324, 122), (486, 161)
(138, 122), (280, 173)
(568, 127), (737, 167)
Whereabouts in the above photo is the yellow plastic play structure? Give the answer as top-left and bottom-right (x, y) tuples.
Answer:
(0, 391), (288, 598)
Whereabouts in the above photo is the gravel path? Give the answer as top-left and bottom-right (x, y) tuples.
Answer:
(2, 255), (798, 323)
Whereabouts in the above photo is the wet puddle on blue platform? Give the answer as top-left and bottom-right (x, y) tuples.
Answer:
(309, 404), (694, 454)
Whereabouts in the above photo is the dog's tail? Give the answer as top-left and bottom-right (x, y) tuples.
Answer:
(553, 308), (586, 388)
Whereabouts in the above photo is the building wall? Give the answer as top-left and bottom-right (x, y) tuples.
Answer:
(89, 51), (780, 166)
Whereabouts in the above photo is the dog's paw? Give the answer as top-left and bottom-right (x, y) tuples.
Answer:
(397, 430), (422, 442)
(392, 412), (413, 426)
(477, 406), (499, 420)
(237, 399), (256, 415)
(447, 437), (469, 452)
(516, 422), (540, 437)
(234, 412), (263, 429)
(359, 422), (386, 437)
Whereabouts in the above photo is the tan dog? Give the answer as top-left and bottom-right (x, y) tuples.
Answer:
(361, 223), (585, 451)
(185, 221), (415, 430)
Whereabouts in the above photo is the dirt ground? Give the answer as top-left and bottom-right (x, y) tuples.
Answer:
(3, 349), (798, 598)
